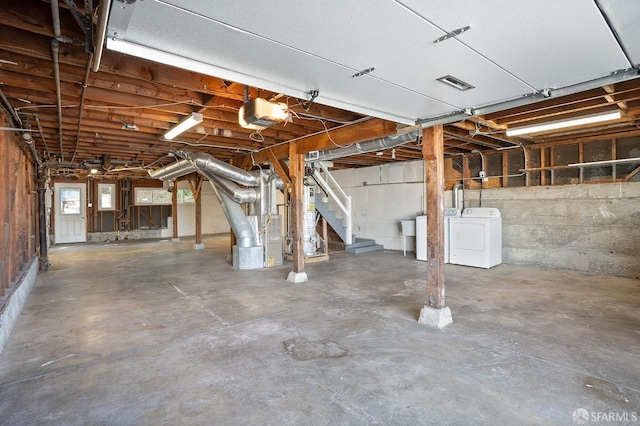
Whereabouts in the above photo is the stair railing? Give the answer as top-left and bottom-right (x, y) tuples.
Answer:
(312, 162), (352, 245)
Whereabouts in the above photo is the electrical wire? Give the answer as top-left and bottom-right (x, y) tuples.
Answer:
(15, 99), (201, 111)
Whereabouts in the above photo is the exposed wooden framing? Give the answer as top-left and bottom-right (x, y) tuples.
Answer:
(1, 1), (640, 181)
(541, 148), (547, 186)
(624, 166), (640, 181)
(288, 142), (305, 274)
(550, 146), (556, 185)
(267, 148), (292, 194)
(502, 152), (509, 187)
(612, 138), (617, 182)
(422, 125), (445, 309)
(463, 155), (470, 189)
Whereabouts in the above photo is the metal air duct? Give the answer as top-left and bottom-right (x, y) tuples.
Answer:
(315, 130), (419, 162)
(148, 159), (196, 181)
(175, 150), (259, 187)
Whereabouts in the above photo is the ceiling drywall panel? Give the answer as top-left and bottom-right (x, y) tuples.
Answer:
(597, 0), (640, 66)
(161, 0), (534, 110)
(398, 0), (631, 90)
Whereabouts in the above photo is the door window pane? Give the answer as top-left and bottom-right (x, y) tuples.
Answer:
(60, 188), (81, 214)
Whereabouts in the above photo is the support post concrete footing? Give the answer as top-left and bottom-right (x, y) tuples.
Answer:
(171, 238), (181, 242)
(418, 305), (453, 329)
(193, 243), (205, 250)
(287, 271), (308, 283)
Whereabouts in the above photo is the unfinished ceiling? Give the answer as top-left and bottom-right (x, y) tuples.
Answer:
(0, 0), (639, 177)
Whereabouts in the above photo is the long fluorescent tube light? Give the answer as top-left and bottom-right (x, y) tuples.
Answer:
(506, 110), (621, 137)
(164, 112), (203, 140)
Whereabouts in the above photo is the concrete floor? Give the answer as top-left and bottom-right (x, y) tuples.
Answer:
(0, 235), (639, 425)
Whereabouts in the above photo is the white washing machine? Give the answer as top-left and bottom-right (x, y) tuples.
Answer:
(449, 207), (502, 268)
(415, 208), (461, 263)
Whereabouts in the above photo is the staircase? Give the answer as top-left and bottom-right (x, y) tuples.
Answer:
(312, 166), (384, 255)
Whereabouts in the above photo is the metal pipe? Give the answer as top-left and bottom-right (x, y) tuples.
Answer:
(315, 130), (419, 161)
(92, 0), (112, 72)
(51, 0), (62, 39)
(51, 39), (64, 162)
(0, 88), (22, 128)
(452, 183), (462, 210)
(24, 137), (43, 167)
(71, 52), (94, 163)
(37, 167), (50, 270)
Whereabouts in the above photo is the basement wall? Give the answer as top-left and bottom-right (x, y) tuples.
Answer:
(0, 112), (39, 354)
(329, 160), (640, 278)
(175, 181), (229, 237)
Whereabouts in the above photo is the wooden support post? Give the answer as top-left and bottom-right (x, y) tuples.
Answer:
(612, 138), (617, 182)
(541, 147), (547, 186)
(192, 176), (204, 249)
(418, 125), (451, 328)
(171, 182), (179, 240)
(423, 125), (445, 309)
(524, 147), (531, 187)
(502, 152), (509, 188)
(287, 142), (308, 282)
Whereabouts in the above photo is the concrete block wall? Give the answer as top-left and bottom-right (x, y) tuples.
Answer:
(463, 183), (640, 278)
(0, 257), (38, 355)
(329, 160), (640, 278)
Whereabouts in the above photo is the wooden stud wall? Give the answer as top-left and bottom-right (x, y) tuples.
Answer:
(0, 113), (38, 296)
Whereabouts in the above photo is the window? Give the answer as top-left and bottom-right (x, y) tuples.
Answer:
(135, 188), (172, 205)
(60, 188), (81, 214)
(98, 183), (115, 210)
(177, 189), (194, 204)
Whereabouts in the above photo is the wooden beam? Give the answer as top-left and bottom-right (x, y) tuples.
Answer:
(422, 125), (445, 309)
(624, 165), (640, 182)
(289, 142), (305, 274)
(267, 148), (292, 194)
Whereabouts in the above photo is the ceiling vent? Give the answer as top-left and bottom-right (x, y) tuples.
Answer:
(437, 75), (475, 91)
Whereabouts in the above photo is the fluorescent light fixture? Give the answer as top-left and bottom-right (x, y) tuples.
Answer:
(506, 110), (621, 137)
(164, 112), (203, 140)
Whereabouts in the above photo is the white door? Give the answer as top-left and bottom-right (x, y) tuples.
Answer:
(54, 182), (87, 244)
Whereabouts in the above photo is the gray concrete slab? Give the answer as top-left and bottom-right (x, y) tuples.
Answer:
(1, 235), (639, 425)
